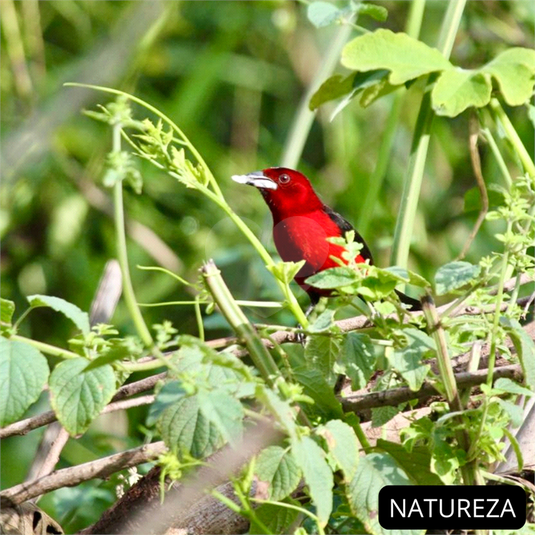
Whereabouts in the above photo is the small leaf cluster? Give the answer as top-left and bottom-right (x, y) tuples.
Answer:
(311, 29), (535, 117)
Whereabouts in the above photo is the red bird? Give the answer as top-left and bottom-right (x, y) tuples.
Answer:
(232, 167), (373, 305)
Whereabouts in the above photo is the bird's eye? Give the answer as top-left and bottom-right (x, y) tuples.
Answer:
(279, 173), (291, 184)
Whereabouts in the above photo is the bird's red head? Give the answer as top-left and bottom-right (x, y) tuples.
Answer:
(231, 167), (323, 218)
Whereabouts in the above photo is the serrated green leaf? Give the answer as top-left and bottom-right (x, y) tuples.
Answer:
(432, 69), (491, 117)
(292, 436), (333, 526)
(305, 334), (341, 386)
(293, 366), (343, 420)
(500, 318), (535, 390)
(1, 299), (15, 326)
(49, 358), (116, 436)
(338, 332), (376, 390)
(319, 420), (359, 480)
(250, 501), (300, 535)
(347, 453), (417, 535)
(255, 446), (301, 501)
(198, 389), (244, 444)
(494, 377), (533, 397)
(342, 29), (452, 85)
(306, 266), (357, 289)
(146, 380), (186, 426)
(483, 48), (535, 106)
(434, 261), (481, 295)
(0, 338), (49, 426)
(375, 439), (443, 485)
(158, 395), (223, 457)
(388, 329), (433, 391)
(28, 295), (90, 334)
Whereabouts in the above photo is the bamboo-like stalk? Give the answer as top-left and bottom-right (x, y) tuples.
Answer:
(390, 0), (467, 269)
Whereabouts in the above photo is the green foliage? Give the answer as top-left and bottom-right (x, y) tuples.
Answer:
(313, 29), (535, 117)
(347, 453), (418, 535)
(255, 446), (301, 501)
(2, 2), (534, 533)
(49, 358), (116, 436)
(27, 295), (90, 335)
(0, 338), (49, 426)
(434, 261), (481, 295)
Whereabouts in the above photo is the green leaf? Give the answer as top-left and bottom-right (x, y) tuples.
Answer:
(432, 70), (491, 117)
(1, 299), (15, 326)
(146, 380), (186, 426)
(256, 386), (297, 440)
(375, 439), (443, 485)
(318, 420), (359, 480)
(464, 184), (506, 213)
(305, 334), (341, 386)
(309, 309), (336, 333)
(388, 329), (434, 391)
(347, 453), (417, 535)
(250, 501), (300, 535)
(338, 333), (376, 390)
(49, 358), (116, 436)
(306, 266), (357, 289)
(384, 266), (430, 288)
(267, 260), (306, 285)
(293, 366), (343, 420)
(342, 29), (452, 85)
(500, 318), (535, 390)
(483, 48), (535, 106)
(0, 338), (49, 426)
(255, 446), (301, 501)
(494, 377), (533, 397)
(496, 398), (524, 428)
(309, 70), (389, 111)
(292, 436), (333, 526)
(197, 389), (244, 444)
(28, 295), (90, 334)
(356, 3), (388, 21)
(434, 261), (481, 295)
(158, 395), (224, 457)
(307, 1), (345, 28)
(83, 338), (140, 371)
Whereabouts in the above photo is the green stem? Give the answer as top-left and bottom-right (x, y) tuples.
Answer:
(10, 334), (79, 360)
(422, 294), (478, 486)
(70, 83), (308, 326)
(480, 125), (513, 188)
(201, 260), (285, 390)
(486, 221), (512, 385)
(488, 98), (535, 178)
(280, 23), (353, 168)
(112, 125), (154, 348)
(358, 0), (426, 236)
(390, 0), (467, 269)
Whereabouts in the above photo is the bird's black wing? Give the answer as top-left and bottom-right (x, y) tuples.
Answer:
(323, 205), (373, 264)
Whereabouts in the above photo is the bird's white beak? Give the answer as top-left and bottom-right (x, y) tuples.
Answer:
(231, 171), (278, 190)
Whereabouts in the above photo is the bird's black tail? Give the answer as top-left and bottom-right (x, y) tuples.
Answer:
(395, 290), (422, 311)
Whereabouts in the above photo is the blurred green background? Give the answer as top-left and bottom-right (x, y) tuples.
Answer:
(1, 1), (533, 531)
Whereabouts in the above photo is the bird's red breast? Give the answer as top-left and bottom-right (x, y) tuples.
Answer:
(232, 167), (372, 302)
